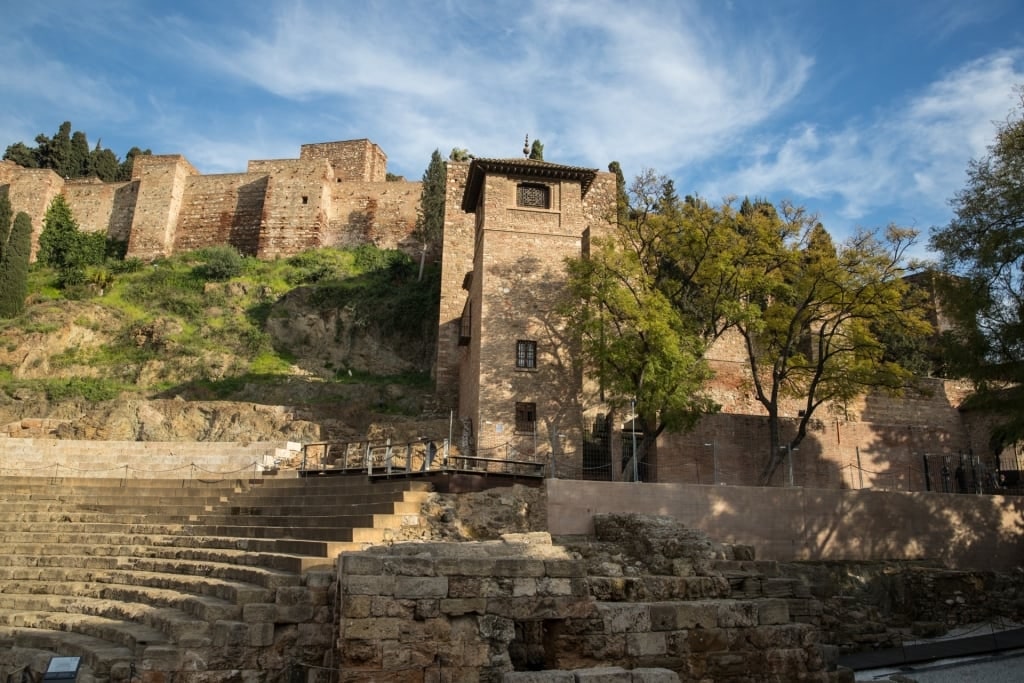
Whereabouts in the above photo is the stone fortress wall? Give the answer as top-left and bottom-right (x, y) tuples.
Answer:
(0, 138), (422, 263)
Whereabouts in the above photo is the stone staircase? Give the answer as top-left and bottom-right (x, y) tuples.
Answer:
(0, 473), (431, 682)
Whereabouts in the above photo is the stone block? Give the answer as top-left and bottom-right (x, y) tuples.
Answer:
(574, 667), (631, 682)
(384, 556), (436, 576)
(345, 574), (396, 595)
(494, 558), (546, 577)
(212, 620), (249, 647)
(437, 557), (496, 576)
(395, 575), (448, 599)
(242, 603), (276, 623)
(538, 577), (574, 596)
(417, 599), (441, 619)
(342, 617), (402, 640)
(341, 553), (382, 577)
(502, 672), (575, 683)
(598, 603), (651, 633)
(626, 632), (668, 657)
(544, 559), (587, 578)
(630, 669), (680, 683)
(717, 600), (759, 628)
(448, 575), (483, 597)
(758, 599), (790, 625)
(513, 578), (538, 597)
(276, 603), (316, 623)
(440, 598), (487, 616)
(249, 622), (274, 647)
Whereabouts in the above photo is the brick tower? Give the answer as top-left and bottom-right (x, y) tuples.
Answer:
(436, 156), (617, 464)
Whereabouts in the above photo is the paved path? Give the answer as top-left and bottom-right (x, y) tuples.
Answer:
(855, 649), (1024, 682)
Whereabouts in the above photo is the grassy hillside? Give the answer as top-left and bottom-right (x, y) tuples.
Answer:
(0, 245), (440, 413)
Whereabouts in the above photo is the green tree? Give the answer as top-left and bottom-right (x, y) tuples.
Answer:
(0, 191), (11, 261)
(564, 171), (725, 479)
(730, 207), (929, 484)
(70, 130), (91, 178)
(413, 149), (446, 280)
(930, 89), (1024, 449)
(90, 142), (120, 181)
(608, 161), (629, 227)
(38, 195), (107, 287)
(118, 146), (151, 181)
(448, 148), (472, 162)
(529, 139), (544, 161)
(3, 141), (39, 168)
(0, 212), (32, 317)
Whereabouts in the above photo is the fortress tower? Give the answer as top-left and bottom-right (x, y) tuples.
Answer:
(436, 157), (617, 462)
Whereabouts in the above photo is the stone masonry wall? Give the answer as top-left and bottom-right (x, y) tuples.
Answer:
(254, 158), (332, 258)
(301, 139), (387, 182)
(127, 155), (199, 260)
(0, 163), (64, 260)
(328, 180), (421, 251)
(173, 173), (268, 255)
(63, 177), (139, 243)
(337, 522), (843, 682)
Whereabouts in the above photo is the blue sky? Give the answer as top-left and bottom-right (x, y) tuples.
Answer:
(1, 1), (1022, 256)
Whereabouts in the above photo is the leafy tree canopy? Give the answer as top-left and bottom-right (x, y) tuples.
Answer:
(529, 139), (544, 161)
(3, 121), (150, 181)
(930, 88), (1024, 451)
(567, 170), (930, 484)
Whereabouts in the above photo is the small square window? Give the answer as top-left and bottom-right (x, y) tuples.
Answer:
(515, 402), (536, 433)
(516, 340), (537, 369)
(301, 196), (309, 204)
(517, 183), (549, 209)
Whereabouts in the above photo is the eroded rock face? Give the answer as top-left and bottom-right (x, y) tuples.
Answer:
(47, 398), (321, 442)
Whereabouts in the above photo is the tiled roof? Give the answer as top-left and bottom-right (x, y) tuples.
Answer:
(461, 158), (599, 212)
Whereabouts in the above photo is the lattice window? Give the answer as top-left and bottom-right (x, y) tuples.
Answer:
(516, 340), (537, 369)
(517, 183), (549, 209)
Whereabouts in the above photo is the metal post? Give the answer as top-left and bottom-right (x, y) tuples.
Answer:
(631, 398), (639, 483)
(705, 441), (719, 485)
(922, 454), (931, 492)
(856, 446), (864, 489)
(787, 445), (794, 487)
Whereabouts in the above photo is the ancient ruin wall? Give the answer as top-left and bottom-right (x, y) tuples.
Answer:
(63, 177), (139, 243)
(328, 180), (421, 251)
(300, 139), (386, 182)
(435, 161), (475, 407)
(173, 172), (267, 255)
(127, 155), (199, 260)
(251, 158), (332, 258)
(0, 164), (64, 260)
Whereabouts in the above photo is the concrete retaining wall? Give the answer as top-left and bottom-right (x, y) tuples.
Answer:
(546, 479), (1024, 571)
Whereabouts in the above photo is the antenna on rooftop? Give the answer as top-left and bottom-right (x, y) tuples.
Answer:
(523, 134), (530, 158)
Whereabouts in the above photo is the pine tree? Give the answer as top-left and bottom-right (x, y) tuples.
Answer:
(529, 139), (544, 161)
(0, 212), (32, 317)
(0, 191), (11, 262)
(413, 149), (446, 279)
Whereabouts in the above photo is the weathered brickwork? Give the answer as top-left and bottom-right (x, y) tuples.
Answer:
(0, 161), (65, 259)
(300, 138), (386, 182)
(3, 139), (418, 264)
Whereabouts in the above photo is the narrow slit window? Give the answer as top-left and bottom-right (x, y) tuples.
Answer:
(301, 195), (309, 204)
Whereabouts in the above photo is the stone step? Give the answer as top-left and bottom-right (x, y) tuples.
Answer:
(0, 528), (365, 559)
(0, 625), (133, 677)
(0, 609), (169, 653)
(0, 540), (328, 574)
(0, 592), (212, 646)
(0, 566), (274, 605)
(0, 508), (419, 528)
(0, 491), (430, 511)
(0, 519), (388, 542)
(0, 553), (300, 590)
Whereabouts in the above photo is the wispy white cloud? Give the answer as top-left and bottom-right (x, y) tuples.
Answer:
(169, 0), (812, 175)
(706, 51), (1024, 230)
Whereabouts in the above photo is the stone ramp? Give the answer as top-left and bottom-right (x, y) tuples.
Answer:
(0, 473), (431, 681)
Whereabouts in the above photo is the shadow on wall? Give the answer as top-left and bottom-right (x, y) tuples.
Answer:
(545, 479), (1024, 571)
